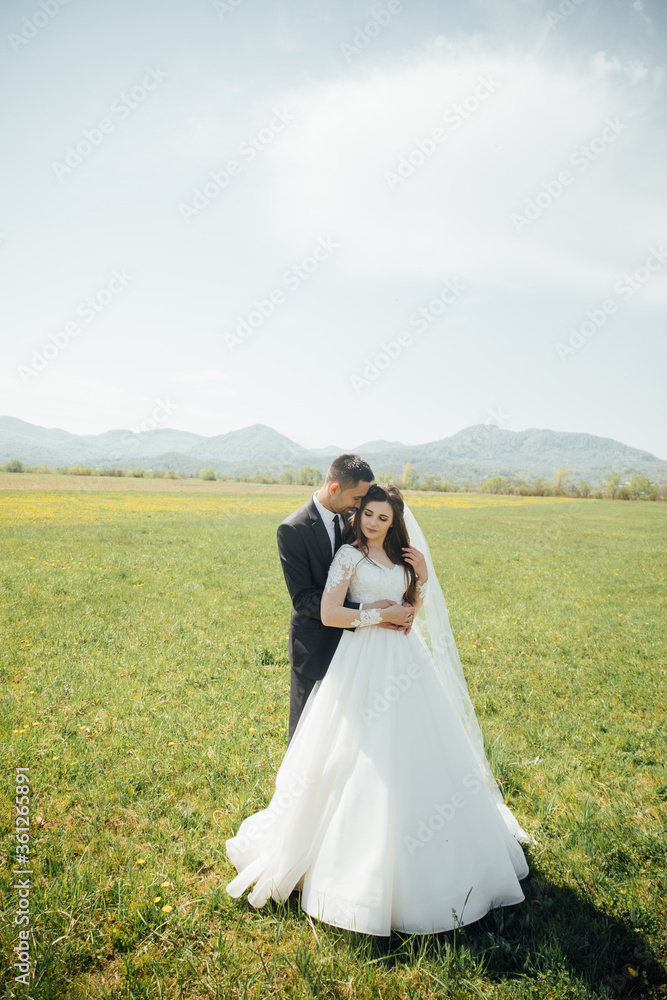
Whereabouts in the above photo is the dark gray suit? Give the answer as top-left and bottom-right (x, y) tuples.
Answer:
(277, 496), (359, 742)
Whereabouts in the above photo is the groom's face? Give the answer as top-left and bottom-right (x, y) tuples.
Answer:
(330, 479), (372, 515)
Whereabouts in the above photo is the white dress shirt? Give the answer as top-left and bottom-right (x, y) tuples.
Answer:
(312, 491), (344, 557)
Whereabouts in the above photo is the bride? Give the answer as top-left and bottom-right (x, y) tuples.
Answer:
(226, 483), (533, 936)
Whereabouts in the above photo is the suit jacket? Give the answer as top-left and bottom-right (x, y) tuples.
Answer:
(277, 495), (360, 681)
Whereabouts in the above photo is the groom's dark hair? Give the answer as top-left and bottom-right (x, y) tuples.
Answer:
(324, 454), (374, 490)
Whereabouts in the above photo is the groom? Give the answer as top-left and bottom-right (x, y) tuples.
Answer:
(277, 453), (413, 742)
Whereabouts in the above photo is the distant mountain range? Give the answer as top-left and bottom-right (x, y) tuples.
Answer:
(1, 416), (665, 486)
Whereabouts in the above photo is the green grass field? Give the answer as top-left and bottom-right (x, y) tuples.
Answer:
(1, 483), (666, 999)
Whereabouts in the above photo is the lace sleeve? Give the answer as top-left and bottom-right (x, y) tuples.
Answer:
(417, 579), (428, 601)
(324, 545), (362, 592)
(322, 546), (371, 629)
(349, 608), (383, 627)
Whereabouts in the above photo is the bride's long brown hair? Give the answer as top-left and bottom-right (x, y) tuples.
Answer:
(344, 483), (418, 606)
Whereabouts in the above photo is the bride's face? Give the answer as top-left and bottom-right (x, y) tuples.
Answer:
(360, 501), (393, 542)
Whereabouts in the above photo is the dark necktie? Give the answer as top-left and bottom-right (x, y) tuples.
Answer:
(332, 514), (343, 554)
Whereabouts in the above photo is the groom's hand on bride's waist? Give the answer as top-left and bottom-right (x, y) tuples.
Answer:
(380, 600), (415, 632)
(362, 599), (414, 631)
(399, 599), (415, 635)
(358, 598), (406, 631)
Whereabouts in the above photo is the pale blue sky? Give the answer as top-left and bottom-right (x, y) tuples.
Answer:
(1, 0), (666, 457)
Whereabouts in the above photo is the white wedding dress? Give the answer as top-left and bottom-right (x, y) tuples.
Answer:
(226, 543), (531, 937)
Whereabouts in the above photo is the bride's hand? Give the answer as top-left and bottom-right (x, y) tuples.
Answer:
(402, 546), (428, 581)
(362, 599), (404, 631)
(361, 599), (405, 631)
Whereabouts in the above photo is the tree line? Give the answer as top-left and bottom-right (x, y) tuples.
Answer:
(3, 459), (665, 500)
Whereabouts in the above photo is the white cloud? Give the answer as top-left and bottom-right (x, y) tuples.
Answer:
(590, 50), (649, 84)
(239, 49), (657, 296)
(631, 0), (654, 31)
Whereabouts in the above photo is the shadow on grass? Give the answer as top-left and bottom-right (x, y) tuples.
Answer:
(258, 869), (665, 999)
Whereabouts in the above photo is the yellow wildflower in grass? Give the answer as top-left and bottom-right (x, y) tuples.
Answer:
(135, 858), (146, 866)
(0, 488), (300, 526)
(0, 485), (579, 529)
(406, 493), (577, 510)
(153, 896), (162, 903)
(161, 904), (173, 913)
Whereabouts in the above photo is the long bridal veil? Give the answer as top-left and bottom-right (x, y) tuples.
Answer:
(402, 502), (535, 845)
